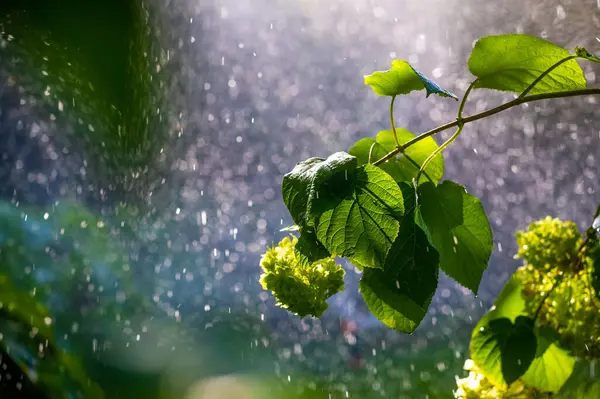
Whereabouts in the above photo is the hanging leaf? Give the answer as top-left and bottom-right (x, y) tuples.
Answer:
(359, 189), (439, 332)
(522, 326), (576, 393)
(316, 164), (404, 269)
(417, 181), (492, 293)
(282, 152), (358, 228)
(364, 60), (458, 99)
(468, 34), (586, 95)
(470, 316), (537, 386)
(349, 129), (444, 184)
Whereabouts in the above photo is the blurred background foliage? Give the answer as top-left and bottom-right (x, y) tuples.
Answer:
(0, 1), (599, 399)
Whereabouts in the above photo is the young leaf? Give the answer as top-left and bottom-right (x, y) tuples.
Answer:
(364, 60), (458, 99)
(522, 326), (576, 393)
(575, 47), (600, 63)
(282, 152), (357, 228)
(359, 209), (439, 333)
(349, 129), (444, 184)
(468, 34), (586, 94)
(316, 164), (404, 269)
(470, 316), (537, 386)
(417, 181), (493, 293)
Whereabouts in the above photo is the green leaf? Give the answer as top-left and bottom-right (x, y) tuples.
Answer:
(417, 181), (493, 293)
(364, 60), (458, 99)
(487, 275), (527, 321)
(575, 47), (600, 63)
(349, 129), (444, 184)
(282, 152), (357, 228)
(294, 227), (331, 267)
(468, 34), (587, 94)
(316, 164), (404, 269)
(359, 200), (439, 333)
(522, 326), (576, 393)
(470, 316), (537, 386)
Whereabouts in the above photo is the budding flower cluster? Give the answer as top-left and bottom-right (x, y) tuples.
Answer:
(259, 235), (345, 318)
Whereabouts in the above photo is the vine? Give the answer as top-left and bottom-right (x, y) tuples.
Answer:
(259, 33), (600, 396)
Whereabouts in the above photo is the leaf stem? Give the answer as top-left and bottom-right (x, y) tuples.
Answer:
(373, 88), (600, 166)
(415, 80), (477, 183)
(518, 56), (577, 99)
(390, 95), (399, 147)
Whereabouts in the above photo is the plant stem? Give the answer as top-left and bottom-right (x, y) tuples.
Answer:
(518, 56), (576, 99)
(390, 95), (399, 147)
(374, 88), (600, 167)
(415, 80), (477, 183)
(385, 94), (434, 182)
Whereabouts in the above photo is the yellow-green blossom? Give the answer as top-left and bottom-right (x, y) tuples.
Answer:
(259, 235), (344, 318)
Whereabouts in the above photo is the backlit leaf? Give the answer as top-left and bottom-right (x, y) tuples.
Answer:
(359, 203), (439, 333)
(316, 164), (404, 269)
(469, 34), (586, 94)
(418, 181), (492, 293)
(349, 129), (444, 184)
(364, 60), (458, 99)
(470, 316), (537, 386)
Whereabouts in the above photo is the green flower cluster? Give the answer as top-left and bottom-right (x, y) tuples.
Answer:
(259, 235), (345, 318)
(514, 217), (600, 359)
(515, 216), (582, 272)
(454, 359), (551, 399)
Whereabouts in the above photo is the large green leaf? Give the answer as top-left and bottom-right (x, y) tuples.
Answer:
(470, 316), (537, 386)
(282, 153), (358, 228)
(349, 129), (444, 184)
(417, 181), (492, 293)
(487, 275), (527, 321)
(359, 185), (439, 332)
(522, 326), (576, 393)
(316, 164), (404, 269)
(364, 60), (458, 99)
(468, 34), (587, 95)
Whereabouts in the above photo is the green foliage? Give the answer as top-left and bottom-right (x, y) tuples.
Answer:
(522, 326), (576, 393)
(259, 235), (345, 317)
(516, 217), (600, 359)
(359, 184), (439, 333)
(265, 32), (600, 358)
(349, 129), (444, 184)
(315, 162), (404, 269)
(468, 34), (587, 95)
(0, 275), (104, 399)
(364, 59), (458, 99)
(470, 315), (537, 386)
(418, 181), (493, 294)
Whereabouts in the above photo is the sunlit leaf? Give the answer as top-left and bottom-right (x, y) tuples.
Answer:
(470, 316), (537, 386)
(364, 60), (458, 99)
(282, 153), (357, 228)
(359, 188), (439, 332)
(417, 181), (492, 293)
(316, 164), (404, 269)
(522, 326), (576, 393)
(469, 34), (586, 94)
(349, 129), (444, 184)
